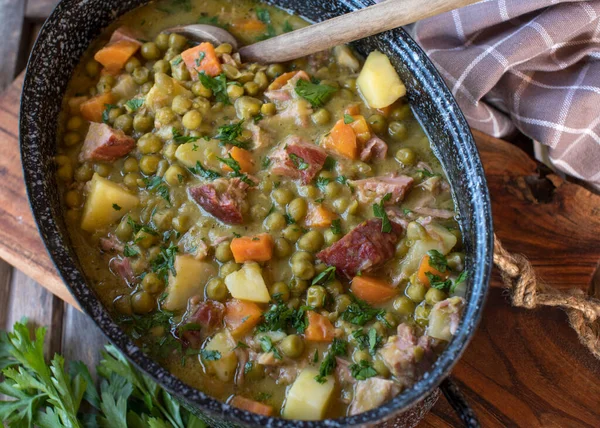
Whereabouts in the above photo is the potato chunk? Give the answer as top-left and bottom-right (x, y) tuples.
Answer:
(357, 50), (406, 109)
(145, 72), (192, 112)
(163, 255), (217, 311)
(80, 173), (139, 232)
(224, 262), (270, 303)
(201, 330), (238, 382)
(282, 367), (335, 420)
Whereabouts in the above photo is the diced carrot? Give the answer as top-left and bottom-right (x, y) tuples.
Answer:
(304, 311), (334, 342)
(349, 115), (372, 144)
(181, 42), (222, 78)
(224, 299), (263, 337)
(417, 254), (450, 287)
(344, 104), (361, 116)
(230, 396), (274, 416)
(80, 92), (114, 123)
(305, 205), (338, 228)
(351, 276), (397, 304)
(231, 18), (268, 33)
(223, 147), (255, 174)
(267, 70), (310, 91)
(322, 119), (358, 160)
(230, 233), (274, 263)
(94, 40), (140, 74)
(377, 106), (392, 117)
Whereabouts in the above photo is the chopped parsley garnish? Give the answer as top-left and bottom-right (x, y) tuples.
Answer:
(283, 20), (293, 33)
(373, 193), (393, 233)
(124, 98), (144, 112)
(258, 336), (282, 360)
(198, 72), (230, 104)
(403, 208), (412, 215)
(102, 104), (118, 123)
(112, 203), (121, 211)
(144, 176), (170, 204)
(195, 52), (206, 66)
(258, 303), (294, 332)
(234, 341), (249, 349)
(179, 322), (202, 333)
(123, 245), (138, 258)
(312, 266), (336, 286)
(336, 175), (348, 185)
(172, 127), (201, 144)
(197, 14), (224, 27)
(256, 8), (271, 23)
(323, 156), (336, 171)
(416, 169), (439, 178)
(331, 219), (342, 235)
(349, 360), (378, 381)
(291, 305), (314, 334)
(344, 114), (355, 124)
(452, 270), (469, 293)
(253, 113), (264, 124)
(284, 214), (296, 225)
(172, 56), (183, 66)
(289, 153), (309, 170)
(341, 297), (386, 326)
(214, 120), (246, 147)
(262, 156), (271, 169)
(427, 249), (448, 273)
(313, 349), (319, 363)
(353, 328), (383, 356)
(188, 161), (221, 180)
(244, 361), (254, 374)
(217, 153), (255, 186)
(295, 79), (337, 108)
(200, 350), (221, 361)
(126, 217), (158, 236)
(150, 244), (178, 282)
(316, 176), (330, 191)
(315, 338), (347, 383)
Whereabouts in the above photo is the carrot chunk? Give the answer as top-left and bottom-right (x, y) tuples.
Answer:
(224, 299), (263, 337)
(181, 42), (222, 78)
(267, 70), (310, 91)
(305, 205), (338, 228)
(231, 18), (268, 33)
(322, 119), (359, 160)
(351, 276), (397, 304)
(305, 311), (334, 342)
(80, 92), (114, 123)
(223, 147), (255, 174)
(230, 233), (274, 263)
(418, 254), (450, 287)
(94, 40), (141, 74)
(349, 115), (372, 144)
(344, 104), (361, 116)
(230, 396), (274, 416)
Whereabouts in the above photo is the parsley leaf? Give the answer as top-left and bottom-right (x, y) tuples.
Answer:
(425, 272), (453, 291)
(214, 120), (246, 148)
(188, 161), (221, 180)
(217, 153), (256, 186)
(451, 270), (469, 294)
(256, 8), (271, 23)
(323, 156), (336, 171)
(315, 338), (347, 383)
(172, 127), (201, 144)
(200, 350), (221, 361)
(258, 336), (282, 360)
(125, 98), (144, 112)
(284, 214), (296, 225)
(123, 245), (139, 258)
(344, 114), (355, 124)
(349, 360), (377, 381)
(258, 303), (295, 333)
(311, 266), (336, 286)
(373, 193), (393, 233)
(336, 175), (348, 185)
(341, 297), (385, 326)
(416, 169), (440, 178)
(330, 219), (342, 235)
(295, 79), (337, 108)
(150, 244), (178, 283)
(112, 203), (122, 211)
(198, 72), (230, 104)
(289, 153), (309, 170)
(316, 176), (330, 191)
(427, 249), (448, 273)
(145, 176), (171, 204)
(283, 20), (293, 33)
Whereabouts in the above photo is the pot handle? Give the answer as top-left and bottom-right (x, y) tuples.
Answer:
(439, 377), (480, 428)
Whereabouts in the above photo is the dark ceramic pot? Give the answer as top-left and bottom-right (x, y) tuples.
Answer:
(20, 0), (493, 426)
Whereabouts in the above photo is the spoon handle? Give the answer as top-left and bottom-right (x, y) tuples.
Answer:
(239, 0), (481, 63)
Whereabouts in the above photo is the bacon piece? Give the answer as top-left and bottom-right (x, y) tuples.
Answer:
(181, 300), (225, 347)
(279, 99), (313, 127)
(79, 122), (135, 163)
(100, 234), (124, 253)
(350, 174), (414, 205)
(316, 218), (403, 278)
(248, 122), (271, 149)
(188, 177), (249, 225)
(108, 26), (143, 46)
(269, 136), (327, 184)
(109, 257), (135, 285)
(360, 136), (388, 162)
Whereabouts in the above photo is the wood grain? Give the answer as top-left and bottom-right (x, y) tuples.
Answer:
(25, 0), (58, 20)
(0, 75), (599, 425)
(240, 0), (481, 63)
(0, 0), (25, 90)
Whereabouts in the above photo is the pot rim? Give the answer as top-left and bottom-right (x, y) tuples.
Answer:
(19, 0), (493, 426)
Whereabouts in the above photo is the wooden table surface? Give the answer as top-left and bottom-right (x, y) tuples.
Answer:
(1, 1), (600, 427)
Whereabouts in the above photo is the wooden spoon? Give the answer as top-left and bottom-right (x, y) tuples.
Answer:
(165, 0), (481, 63)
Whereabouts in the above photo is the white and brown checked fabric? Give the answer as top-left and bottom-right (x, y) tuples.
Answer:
(409, 0), (600, 189)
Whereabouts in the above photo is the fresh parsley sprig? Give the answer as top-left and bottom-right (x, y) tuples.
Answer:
(295, 79), (337, 108)
(373, 193), (393, 233)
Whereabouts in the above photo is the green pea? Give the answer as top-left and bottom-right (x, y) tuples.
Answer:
(132, 67), (150, 85)
(215, 242), (233, 263)
(131, 291), (155, 314)
(227, 84), (244, 100)
(291, 251), (313, 264)
(163, 47), (179, 62)
(406, 282), (427, 303)
(298, 231), (324, 253)
(172, 95), (192, 115)
(265, 212), (286, 232)
(306, 285), (327, 308)
(153, 59), (171, 74)
(334, 294), (352, 313)
(327, 279), (344, 297)
(406, 221), (427, 241)
(414, 304), (431, 327)
(172, 215), (190, 233)
(311, 108), (331, 126)
(289, 278), (308, 297)
(382, 312), (399, 328)
(133, 114), (153, 133)
(163, 164), (186, 185)
(269, 282), (290, 302)
(353, 349), (371, 363)
(141, 42), (161, 60)
(113, 295), (132, 316)
(324, 181), (341, 198)
(234, 96), (262, 120)
(272, 187), (294, 206)
(333, 197), (350, 214)
(390, 104), (412, 121)
(172, 65), (190, 82)
(425, 288), (447, 305)
(220, 261), (240, 277)
(342, 78), (357, 91)
(142, 273), (164, 294)
(85, 60), (100, 77)
(447, 252), (465, 272)
(137, 134), (163, 154)
(156, 107), (175, 125)
(373, 359), (391, 378)
(141, 82), (153, 95)
(125, 57), (141, 74)
(114, 114), (133, 133)
(283, 225), (303, 242)
(155, 33), (170, 50)
(254, 71), (268, 89)
(123, 172), (142, 188)
(192, 81), (213, 98)
(266, 64), (285, 78)
(393, 296), (415, 316)
(291, 259), (314, 280)
(139, 155), (160, 175)
(367, 114), (387, 134)
(389, 121), (408, 141)
(279, 334), (304, 358)
(206, 278), (228, 302)
(372, 321), (387, 337)
(287, 198), (308, 222)
(215, 43), (233, 55)
(395, 148), (416, 166)
(63, 132), (81, 147)
(182, 110), (202, 130)
(93, 163), (111, 177)
(168, 33), (188, 50)
(123, 157), (139, 173)
(324, 229), (341, 247)
(261, 102), (276, 116)
(65, 190), (82, 208)
(66, 116), (84, 131)
(75, 164), (94, 182)
(243, 81), (260, 96)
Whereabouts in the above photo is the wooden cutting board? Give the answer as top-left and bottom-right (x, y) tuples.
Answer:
(1, 73), (599, 426)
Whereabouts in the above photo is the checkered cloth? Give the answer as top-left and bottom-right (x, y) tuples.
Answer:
(410, 0), (600, 189)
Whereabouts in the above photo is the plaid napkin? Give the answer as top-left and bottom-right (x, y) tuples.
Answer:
(410, 0), (600, 189)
